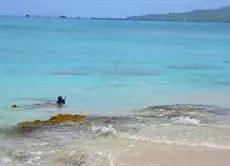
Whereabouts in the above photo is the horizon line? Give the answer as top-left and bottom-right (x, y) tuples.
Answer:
(0, 5), (229, 19)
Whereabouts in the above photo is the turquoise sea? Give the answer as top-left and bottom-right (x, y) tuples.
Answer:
(0, 17), (230, 165)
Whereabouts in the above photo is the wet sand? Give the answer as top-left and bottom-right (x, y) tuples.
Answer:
(118, 143), (230, 166)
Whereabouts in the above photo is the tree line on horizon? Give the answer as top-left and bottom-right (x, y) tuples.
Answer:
(125, 6), (230, 23)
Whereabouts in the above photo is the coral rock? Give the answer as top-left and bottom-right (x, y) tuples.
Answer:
(17, 114), (86, 132)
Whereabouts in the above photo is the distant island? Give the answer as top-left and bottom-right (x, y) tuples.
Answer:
(20, 6), (230, 23)
(125, 6), (230, 23)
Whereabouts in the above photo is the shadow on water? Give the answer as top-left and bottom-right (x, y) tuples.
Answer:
(50, 67), (161, 76)
(168, 64), (222, 71)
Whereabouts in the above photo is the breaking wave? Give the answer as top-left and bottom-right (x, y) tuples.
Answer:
(1, 104), (230, 165)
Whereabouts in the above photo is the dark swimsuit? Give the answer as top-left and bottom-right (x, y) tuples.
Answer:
(56, 99), (65, 105)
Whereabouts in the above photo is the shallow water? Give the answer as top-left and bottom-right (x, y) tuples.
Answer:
(1, 104), (230, 165)
(1, 17), (230, 165)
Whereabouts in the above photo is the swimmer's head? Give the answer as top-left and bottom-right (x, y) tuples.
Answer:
(11, 104), (18, 108)
(57, 96), (63, 101)
(57, 96), (65, 105)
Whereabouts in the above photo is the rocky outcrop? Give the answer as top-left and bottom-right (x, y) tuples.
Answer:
(17, 114), (86, 132)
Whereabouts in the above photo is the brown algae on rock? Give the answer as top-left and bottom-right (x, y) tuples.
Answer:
(17, 114), (86, 132)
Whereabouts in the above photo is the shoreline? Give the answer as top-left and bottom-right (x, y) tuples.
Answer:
(1, 15), (230, 24)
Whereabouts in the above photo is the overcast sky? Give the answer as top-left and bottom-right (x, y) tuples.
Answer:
(1, 0), (230, 17)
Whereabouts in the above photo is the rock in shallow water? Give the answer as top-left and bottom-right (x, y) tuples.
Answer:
(16, 114), (86, 132)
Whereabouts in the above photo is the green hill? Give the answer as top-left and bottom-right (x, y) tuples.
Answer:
(126, 6), (230, 23)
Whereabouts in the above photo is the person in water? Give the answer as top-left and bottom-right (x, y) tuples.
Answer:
(56, 96), (66, 105)
(11, 96), (66, 108)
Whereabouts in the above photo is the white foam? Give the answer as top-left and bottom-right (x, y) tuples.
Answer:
(29, 151), (43, 155)
(0, 157), (11, 163)
(173, 116), (201, 125)
(25, 156), (40, 164)
(108, 154), (116, 166)
(91, 124), (117, 135)
(118, 133), (230, 150)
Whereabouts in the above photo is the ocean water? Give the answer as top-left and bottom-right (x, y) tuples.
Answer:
(1, 17), (230, 165)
